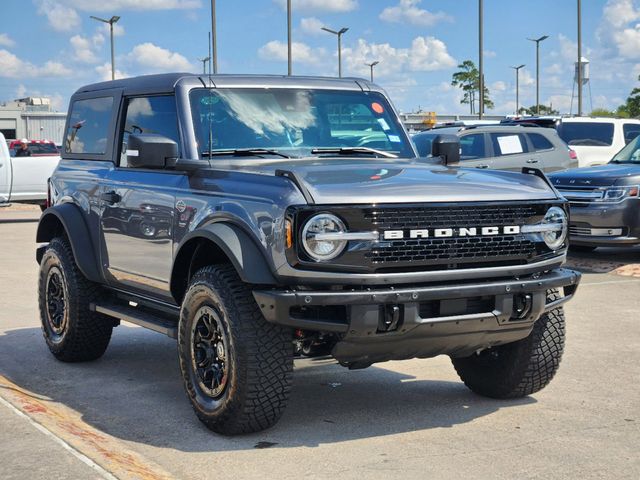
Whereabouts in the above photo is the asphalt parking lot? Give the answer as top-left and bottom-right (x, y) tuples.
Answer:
(1, 205), (639, 480)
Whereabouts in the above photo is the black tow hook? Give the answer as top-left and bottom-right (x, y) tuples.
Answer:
(378, 304), (403, 332)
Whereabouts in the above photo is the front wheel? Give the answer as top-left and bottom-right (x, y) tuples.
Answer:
(177, 265), (293, 435)
(451, 290), (565, 399)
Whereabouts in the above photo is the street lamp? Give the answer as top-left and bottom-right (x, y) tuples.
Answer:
(90, 15), (120, 81)
(198, 56), (210, 74)
(527, 35), (549, 115)
(577, 0), (583, 116)
(287, 0), (292, 75)
(365, 61), (379, 82)
(321, 26), (349, 78)
(478, 0), (484, 119)
(510, 64), (526, 115)
(210, 0), (218, 73)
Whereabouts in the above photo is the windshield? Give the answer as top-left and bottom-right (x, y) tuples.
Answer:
(558, 122), (614, 147)
(611, 134), (640, 163)
(189, 88), (415, 159)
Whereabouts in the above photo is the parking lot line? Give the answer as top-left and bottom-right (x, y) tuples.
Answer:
(0, 375), (174, 480)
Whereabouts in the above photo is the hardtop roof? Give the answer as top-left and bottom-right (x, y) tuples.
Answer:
(73, 73), (378, 97)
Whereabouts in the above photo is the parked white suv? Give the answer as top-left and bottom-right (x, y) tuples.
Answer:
(557, 117), (640, 167)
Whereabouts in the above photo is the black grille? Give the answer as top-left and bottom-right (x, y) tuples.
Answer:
(363, 204), (546, 269)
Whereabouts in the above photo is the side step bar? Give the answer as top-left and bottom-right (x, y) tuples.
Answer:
(90, 302), (178, 339)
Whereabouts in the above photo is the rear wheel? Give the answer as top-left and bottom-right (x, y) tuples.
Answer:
(451, 290), (565, 399)
(38, 237), (113, 362)
(178, 265), (293, 435)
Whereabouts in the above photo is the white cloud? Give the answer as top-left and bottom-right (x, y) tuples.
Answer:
(407, 36), (456, 71)
(0, 33), (15, 48)
(0, 49), (71, 78)
(343, 36), (455, 79)
(491, 80), (507, 92)
(95, 62), (128, 81)
(36, 0), (81, 32)
(127, 42), (193, 72)
(258, 40), (326, 65)
(379, 0), (452, 27)
(70, 35), (98, 63)
(484, 50), (496, 58)
(274, 0), (357, 13)
(300, 17), (324, 36)
(597, 0), (640, 59)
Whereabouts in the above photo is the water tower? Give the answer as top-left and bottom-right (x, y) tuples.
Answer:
(570, 57), (592, 115)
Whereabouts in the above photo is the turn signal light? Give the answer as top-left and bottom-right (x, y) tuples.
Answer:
(285, 219), (293, 249)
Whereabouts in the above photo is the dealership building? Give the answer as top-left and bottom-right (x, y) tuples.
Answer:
(0, 97), (67, 145)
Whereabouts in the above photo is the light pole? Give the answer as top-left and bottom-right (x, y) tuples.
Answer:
(198, 57), (210, 74)
(511, 64), (525, 115)
(90, 15), (120, 81)
(478, 0), (484, 119)
(365, 61), (379, 82)
(527, 35), (549, 114)
(210, 0), (218, 73)
(321, 26), (349, 77)
(287, 0), (292, 75)
(577, 0), (583, 116)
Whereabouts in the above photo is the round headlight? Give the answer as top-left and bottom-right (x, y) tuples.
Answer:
(301, 214), (347, 261)
(542, 206), (568, 250)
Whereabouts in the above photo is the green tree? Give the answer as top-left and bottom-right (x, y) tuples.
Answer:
(517, 104), (559, 116)
(451, 60), (494, 114)
(589, 108), (617, 117)
(622, 76), (640, 117)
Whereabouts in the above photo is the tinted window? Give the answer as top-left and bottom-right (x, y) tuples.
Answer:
(412, 133), (436, 157)
(490, 133), (528, 156)
(623, 124), (640, 144)
(65, 97), (113, 154)
(558, 122), (614, 146)
(460, 133), (486, 159)
(528, 133), (554, 151)
(120, 96), (179, 167)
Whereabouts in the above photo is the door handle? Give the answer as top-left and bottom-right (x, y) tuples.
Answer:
(526, 159), (539, 163)
(475, 164), (489, 169)
(100, 191), (121, 205)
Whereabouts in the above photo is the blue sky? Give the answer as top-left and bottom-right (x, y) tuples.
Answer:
(0, 0), (638, 115)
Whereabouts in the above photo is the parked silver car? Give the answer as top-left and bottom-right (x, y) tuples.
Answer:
(413, 125), (578, 173)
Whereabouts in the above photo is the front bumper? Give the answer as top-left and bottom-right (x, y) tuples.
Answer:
(568, 199), (640, 247)
(253, 268), (581, 366)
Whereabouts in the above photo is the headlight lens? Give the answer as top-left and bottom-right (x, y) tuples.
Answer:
(542, 206), (568, 250)
(301, 214), (347, 261)
(597, 186), (639, 202)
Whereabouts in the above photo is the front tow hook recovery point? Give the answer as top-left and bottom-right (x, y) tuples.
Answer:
(378, 304), (403, 332)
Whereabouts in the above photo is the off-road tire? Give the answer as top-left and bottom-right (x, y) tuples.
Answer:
(178, 265), (293, 435)
(451, 289), (565, 399)
(38, 237), (113, 362)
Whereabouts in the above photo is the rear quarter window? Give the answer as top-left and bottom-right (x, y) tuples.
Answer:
(623, 124), (640, 144)
(64, 97), (114, 155)
(558, 122), (614, 147)
(528, 133), (554, 151)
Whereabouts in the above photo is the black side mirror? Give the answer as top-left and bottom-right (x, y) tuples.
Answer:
(431, 134), (461, 165)
(127, 134), (178, 169)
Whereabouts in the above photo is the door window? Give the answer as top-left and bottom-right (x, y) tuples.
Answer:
(64, 96), (114, 154)
(528, 133), (554, 151)
(119, 95), (180, 167)
(459, 133), (486, 160)
(490, 133), (528, 156)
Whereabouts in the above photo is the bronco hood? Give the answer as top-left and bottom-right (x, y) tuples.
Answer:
(549, 163), (640, 188)
(240, 160), (558, 204)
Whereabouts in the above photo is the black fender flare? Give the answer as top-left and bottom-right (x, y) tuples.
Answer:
(171, 222), (278, 300)
(36, 204), (102, 283)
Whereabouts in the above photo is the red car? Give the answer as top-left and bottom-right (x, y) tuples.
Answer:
(9, 139), (60, 156)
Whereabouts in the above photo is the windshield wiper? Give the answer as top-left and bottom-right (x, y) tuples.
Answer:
(310, 147), (398, 159)
(202, 148), (291, 159)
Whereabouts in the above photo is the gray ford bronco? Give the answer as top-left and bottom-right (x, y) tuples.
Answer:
(36, 73), (580, 434)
